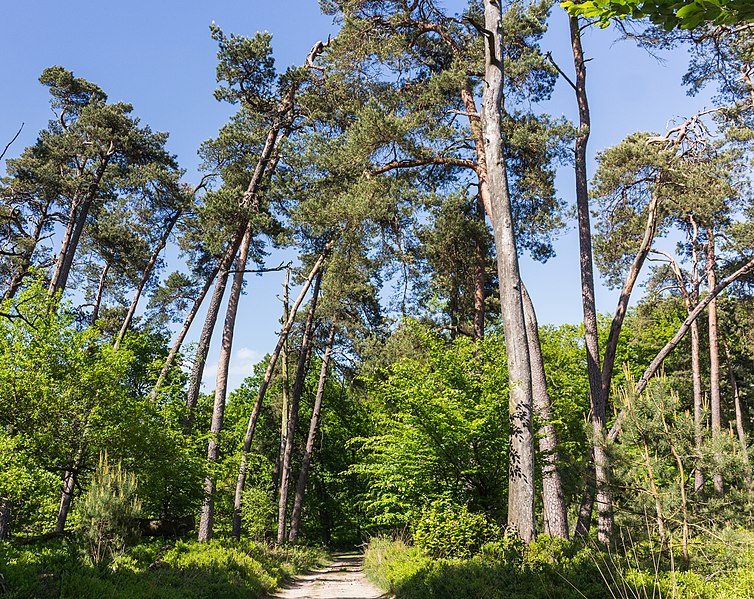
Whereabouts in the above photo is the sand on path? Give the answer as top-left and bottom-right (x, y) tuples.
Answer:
(266, 553), (390, 599)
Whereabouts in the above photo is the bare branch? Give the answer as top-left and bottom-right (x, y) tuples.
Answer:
(0, 123), (24, 163)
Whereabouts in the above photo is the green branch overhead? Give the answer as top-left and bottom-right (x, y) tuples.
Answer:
(561, 0), (754, 29)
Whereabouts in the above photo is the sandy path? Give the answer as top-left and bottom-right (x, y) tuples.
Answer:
(266, 553), (389, 599)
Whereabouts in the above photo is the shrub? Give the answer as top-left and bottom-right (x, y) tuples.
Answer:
(412, 499), (497, 559)
(76, 453), (141, 566)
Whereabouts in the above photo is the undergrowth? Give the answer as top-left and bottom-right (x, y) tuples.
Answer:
(364, 530), (754, 599)
(0, 538), (326, 599)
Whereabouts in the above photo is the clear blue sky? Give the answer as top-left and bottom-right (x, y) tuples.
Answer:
(0, 1), (713, 391)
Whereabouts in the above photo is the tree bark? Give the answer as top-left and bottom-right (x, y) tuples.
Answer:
(115, 208), (182, 349)
(723, 338), (751, 487)
(49, 157), (110, 295)
(289, 320), (336, 543)
(522, 285), (568, 538)
(482, 0), (535, 542)
(473, 196), (486, 340)
(231, 251), (329, 540)
(55, 445), (85, 534)
(569, 14), (613, 543)
(198, 223), (252, 542)
(183, 231), (241, 434)
(91, 261), (110, 324)
(706, 232), (724, 494)
(276, 272), (322, 545)
(271, 268), (291, 502)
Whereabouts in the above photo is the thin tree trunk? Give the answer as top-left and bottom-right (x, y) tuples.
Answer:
(641, 435), (667, 547)
(198, 224), (252, 542)
(723, 339), (752, 487)
(271, 269), (291, 502)
(289, 320), (336, 543)
(55, 445), (85, 534)
(473, 196), (486, 340)
(3, 197), (52, 302)
(149, 260), (222, 402)
(231, 251), (330, 540)
(691, 319), (705, 493)
(0, 498), (10, 540)
(183, 238), (238, 433)
(568, 14), (612, 544)
(522, 285), (568, 539)
(608, 253), (754, 440)
(115, 208), (182, 349)
(707, 232), (724, 494)
(277, 272), (322, 545)
(91, 261), (110, 324)
(482, 0), (535, 542)
(575, 451), (595, 537)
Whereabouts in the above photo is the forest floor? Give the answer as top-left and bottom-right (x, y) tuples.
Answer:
(266, 552), (389, 599)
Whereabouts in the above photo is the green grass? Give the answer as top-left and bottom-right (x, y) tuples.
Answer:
(0, 538), (326, 599)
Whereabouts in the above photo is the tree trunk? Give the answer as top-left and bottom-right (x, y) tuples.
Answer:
(691, 319), (705, 493)
(231, 252), (329, 540)
(482, 0), (535, 542)
(0, 498), (11, 540)
(568, 14), (613, 543)
(289, 320), (336, 543)
(473, 196), (486, 340)
(574, 451), (595, 537)
(55, 445), (85, 534)
(276, 272), (322, 545)
(3, 197), (52, 302)
(115, 208), (182, 349)
(91, 261), (110, 324)
(707, 232), (724, 494)
(184, 229), (245, 433)
(198, 224), (252, 542)
(49, 159), (110, 295)
(723, 338), (752, 487)
(271, 269), (291, 502)
(521, 285), (568, 539)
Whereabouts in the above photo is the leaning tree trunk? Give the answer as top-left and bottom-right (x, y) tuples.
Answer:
(707, 232), (724, 494)
(522, 285), (568, 538)
(271, 269), (291, 502)
(232, 252), (329, 540)
(115, 208), (182, 349)
(198, 224), (252, 542)
(49, 159), (110, 296)
(276, 272), (322, 545)
(567, 14), (613, 544)
(289, 320), (336, 543)
(3, 196), (53, 302)
(184, 228), (245, 433)
(482, 0), (535, 542)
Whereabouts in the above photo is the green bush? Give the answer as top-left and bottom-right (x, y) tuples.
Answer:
(412, 499), (498, 559)
(76, 453), (141, 566)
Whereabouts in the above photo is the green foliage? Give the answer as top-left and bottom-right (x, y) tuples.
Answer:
(412, 499), (499, 559)
(562, 0), (754, 30)
(76, 454), (141, 566)
(0, 538), (325, 599)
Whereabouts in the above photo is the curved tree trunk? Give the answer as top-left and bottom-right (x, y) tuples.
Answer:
(231, 252), (329, 540)
(482, 0), (535, 542)
(91, 261), (110, 324)
(522, 285), (568, 538)
(198, 224), (252, 542)
(55, 444), (85, 534)
(276, 272), (322, 545)
(289, 320), (336, 543)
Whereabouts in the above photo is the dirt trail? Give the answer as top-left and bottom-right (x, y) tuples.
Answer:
(266, 553), (390, 599)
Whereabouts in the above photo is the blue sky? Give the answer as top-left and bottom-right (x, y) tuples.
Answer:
(1, 1), (714, 391)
